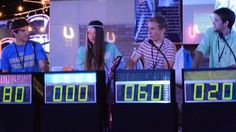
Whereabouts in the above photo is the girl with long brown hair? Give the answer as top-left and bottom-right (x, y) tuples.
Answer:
(76, 20), (124, 71)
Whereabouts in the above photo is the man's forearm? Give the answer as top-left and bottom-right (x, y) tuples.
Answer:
(39, 60), (49, 72)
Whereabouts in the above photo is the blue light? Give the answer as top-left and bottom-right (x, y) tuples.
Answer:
(45, 73), (96, 84)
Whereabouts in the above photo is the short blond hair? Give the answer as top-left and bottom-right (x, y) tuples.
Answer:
(148, 15), (167, 29)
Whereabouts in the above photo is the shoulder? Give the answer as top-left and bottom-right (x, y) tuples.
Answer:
(77, 45), (86, 54)
(26, 41), (43, 49)
(105, 42), (120, 52)
(206, 27), (215, 33)
(205, 27), (218, 36)
(28, 40), (39, 44)
(4, 43), (15, 48)
(2, 43), (15, 52)
(136, 39), (150, 49)
(106, 42), (117, 48)
(142, 39), (151, 46)
(135, 40), (150, 52)
(164, 38), (174, 45)
(163, 38), (176, 48)
(78, 44), (86, 50)
(231, 30), (236, 36)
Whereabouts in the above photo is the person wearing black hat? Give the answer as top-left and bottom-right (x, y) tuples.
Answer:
(75, 20), (124, 71)
(1, 18), (48, 72)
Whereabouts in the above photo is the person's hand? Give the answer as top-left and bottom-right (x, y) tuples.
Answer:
(125, 61), (135, 70)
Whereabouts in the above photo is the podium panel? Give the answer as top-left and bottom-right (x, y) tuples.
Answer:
(112, 70), (177, 132)
(183, 68), (236, 132)
(40, 71), (106, 132)
(0, 73), (43, 132)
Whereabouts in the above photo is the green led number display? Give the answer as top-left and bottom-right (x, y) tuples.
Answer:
(116, 83), (170, 103)
(185, 82), (236, 103)
(0, 86), (30, 104)
(45, 84), (95, 103)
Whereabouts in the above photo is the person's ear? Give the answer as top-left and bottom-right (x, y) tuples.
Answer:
(161, 28), (166, 34)
(11, 31), (16, 37)
(224, 20), (229, 28)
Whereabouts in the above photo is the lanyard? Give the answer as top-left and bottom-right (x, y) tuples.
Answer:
(218, 38), (226, 63)
(218, 33), (231, 63)
(151, 38), (164, 69)
(14, 43), (27, 70)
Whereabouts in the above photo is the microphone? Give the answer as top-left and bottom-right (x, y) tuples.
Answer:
(148, 39), (170, 69)
(218, 32), (236, 63)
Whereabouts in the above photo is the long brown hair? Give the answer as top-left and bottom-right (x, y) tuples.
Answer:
(85, 21), (105, 70)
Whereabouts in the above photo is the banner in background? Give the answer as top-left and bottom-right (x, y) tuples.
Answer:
(135, 0), (181, 42)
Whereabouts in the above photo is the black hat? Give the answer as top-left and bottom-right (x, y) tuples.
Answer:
(10, 18), (29, 31)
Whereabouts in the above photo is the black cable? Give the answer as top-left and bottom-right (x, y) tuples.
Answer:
(148, 39), (170, 69)
(14, 43), (27, 70)
(151, 39), (164, 69)
(219, 32), (236, 63)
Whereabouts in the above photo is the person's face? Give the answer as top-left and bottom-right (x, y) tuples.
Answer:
(14, 26), (30, 42)
(87, 27), (96, 44)
(148, 21), (165, 41)
(212, 14), (228, 32)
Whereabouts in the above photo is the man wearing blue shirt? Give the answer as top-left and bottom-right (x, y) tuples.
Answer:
(192, 8), (236, 68)
(1, 18), (48, 72)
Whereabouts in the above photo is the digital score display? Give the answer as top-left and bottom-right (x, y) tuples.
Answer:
(116, 81), (170, 103)
(0, 74), (32, 104)
(184, 69), (236, 103)
(115, 70), (173, 103)
(44, 73), (97, 104)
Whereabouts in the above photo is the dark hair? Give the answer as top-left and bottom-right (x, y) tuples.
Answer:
(213, 7), (235, 29)
(148, 15), (167, 29)
(85, 20), (105, 70)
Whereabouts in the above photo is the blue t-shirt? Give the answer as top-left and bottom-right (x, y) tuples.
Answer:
(1, 41), (47, 72)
